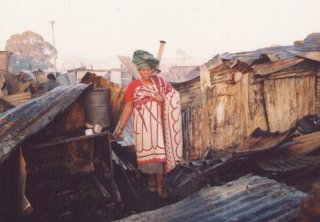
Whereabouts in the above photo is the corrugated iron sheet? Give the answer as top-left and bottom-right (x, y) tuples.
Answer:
(119, 175), (306, 222)
(164, 125), (320, 192)
(255, 148), (320, 172)
(220, 47), (297, 65)
(0, 84), (89, 163)
(253, 57), (305, 76)
(289, 131), (320, 156)
(155, 34), (320, 86)
(287, 50), (320, 62)
(237, 128), (291, 155)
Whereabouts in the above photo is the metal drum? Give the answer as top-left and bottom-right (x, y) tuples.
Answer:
(84, 87), (110, 128)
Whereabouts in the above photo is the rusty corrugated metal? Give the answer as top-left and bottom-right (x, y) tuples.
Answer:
(255, 148), (320, 172)
(165, 33), (320, 86)
(119, 175), (306, 222)
(164, 125), (320, 192)
(220, 47), (296, 65)
(0, 84), (89, 163)
(289, 131), (320, 156)
(287, 50), (320, 62)
(253, 57), (305, 76)
(236, 128), (292, 156)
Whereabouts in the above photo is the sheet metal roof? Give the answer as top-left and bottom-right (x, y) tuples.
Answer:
(119, 175), (306, 222)
(0, 84), (89, 163)
(253, 57), (305, 76)
(173, 33), (320, 84)
(287, 50), (320, 62)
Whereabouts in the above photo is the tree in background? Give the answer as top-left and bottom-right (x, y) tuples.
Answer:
(5, 31), (56, 73)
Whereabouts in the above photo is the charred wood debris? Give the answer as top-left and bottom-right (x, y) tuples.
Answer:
(19, 114), (320, 222)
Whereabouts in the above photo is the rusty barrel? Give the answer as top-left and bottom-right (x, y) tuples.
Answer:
(84, 87), (110, 128)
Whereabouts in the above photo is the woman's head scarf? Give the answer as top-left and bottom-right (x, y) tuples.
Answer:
(132, 50), (159, 70)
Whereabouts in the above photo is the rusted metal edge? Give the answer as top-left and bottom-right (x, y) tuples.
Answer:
(286, 50), (320, 62)
(0, 84), (89, 164)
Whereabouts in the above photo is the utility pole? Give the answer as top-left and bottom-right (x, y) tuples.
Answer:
(49, 21), (57, 72)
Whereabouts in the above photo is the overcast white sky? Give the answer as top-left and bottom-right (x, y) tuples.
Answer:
(1, 0), (320, 69)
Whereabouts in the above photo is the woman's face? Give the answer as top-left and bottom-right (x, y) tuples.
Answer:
(139, 67), (153, 81)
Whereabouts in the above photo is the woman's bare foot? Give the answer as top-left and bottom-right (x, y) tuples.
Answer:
(157, 187), (168, 199)
(148, 179), (156, 192)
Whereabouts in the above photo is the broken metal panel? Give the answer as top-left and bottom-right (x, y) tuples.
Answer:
(289, 131), (320, 156)
(264, 53), (280, 62)
(203, 54), (224, 71)
(237, 128), (291, 154)
(0, 84), (89, 164)
(220, 47), (295, 66)
(287, 50), (320, 62)
(24, 131), (121, 221)
(253, 57), (305, 76)
(120, 175), (306, 222)
(255, 148), (320, 172)
(291, 114), (320, 136)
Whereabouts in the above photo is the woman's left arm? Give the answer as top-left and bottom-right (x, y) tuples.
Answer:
(114, 101), (133, 139)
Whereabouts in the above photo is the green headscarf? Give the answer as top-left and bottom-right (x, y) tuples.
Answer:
(132, 50), (159, 70)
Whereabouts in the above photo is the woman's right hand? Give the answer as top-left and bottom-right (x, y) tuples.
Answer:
(114, 128), (124, 139)
(154, 93), (164, 103)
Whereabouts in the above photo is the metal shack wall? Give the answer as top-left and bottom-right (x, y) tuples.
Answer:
(263, 63), (317, 132)
(178, 61), (318, 157)
(202, 71), (268, 150)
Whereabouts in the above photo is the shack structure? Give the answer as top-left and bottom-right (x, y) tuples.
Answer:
(173, 33), (320, 160)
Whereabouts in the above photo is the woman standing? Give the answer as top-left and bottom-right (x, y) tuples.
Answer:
(114, 50), (183, 198)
